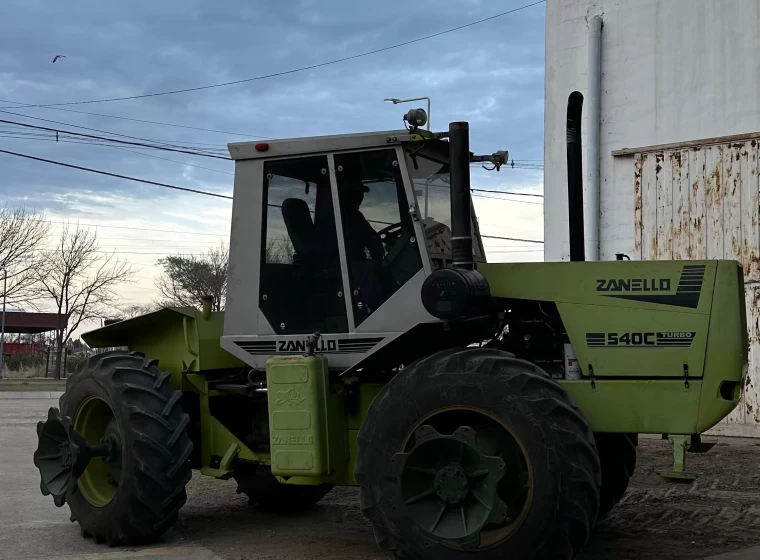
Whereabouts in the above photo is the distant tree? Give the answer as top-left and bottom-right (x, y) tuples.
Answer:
(34, 225), (135, 379)
(156, 245), (228, 311)
(0, 205), (50, 306)
(114, 303), (159, 320)
(265, 237), (295, 264)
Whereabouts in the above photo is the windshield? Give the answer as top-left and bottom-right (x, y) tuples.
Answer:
(404, 152), (485, 268)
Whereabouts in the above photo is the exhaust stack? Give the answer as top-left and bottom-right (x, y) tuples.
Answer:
(449, 121), (474, 270)
(566, 91), (585, 262)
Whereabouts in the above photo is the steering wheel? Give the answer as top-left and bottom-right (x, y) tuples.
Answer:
(377, 222), (404, 249)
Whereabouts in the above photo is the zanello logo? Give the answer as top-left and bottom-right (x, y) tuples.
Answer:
(595, 264), (705, 309)
(275, 388), (305, 407)
(277, 339), (338, 353)
(272, 434), (313, 445)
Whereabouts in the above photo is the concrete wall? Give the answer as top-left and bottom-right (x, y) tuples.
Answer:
(544, 0), (760, 261)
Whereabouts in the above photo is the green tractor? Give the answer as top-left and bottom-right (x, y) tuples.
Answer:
(34, 105), (748, 559)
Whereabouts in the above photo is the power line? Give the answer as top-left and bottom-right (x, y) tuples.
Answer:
(0, 119), (229, 160)
(472, 193), (542, 205)
(0, 148), (233, 200)
(0, 132), (234, 175)
(472, 188), (543, 197)
(481, 234), (543, 244)
(0, 1), (545, 109)
(0, 109), (228, 152)
(36, 220), (228, 237)
(0, 99), (272, 139)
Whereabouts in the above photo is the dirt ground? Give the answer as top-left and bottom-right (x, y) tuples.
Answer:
(171, 436), (760, 560)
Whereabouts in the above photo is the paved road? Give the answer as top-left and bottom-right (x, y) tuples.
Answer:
(0, 399), (220, 560)
(3, 397), (760, 560)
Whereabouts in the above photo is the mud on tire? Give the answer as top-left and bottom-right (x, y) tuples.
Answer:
(61, 350), (193, 546)
(355, 348), (601, 560)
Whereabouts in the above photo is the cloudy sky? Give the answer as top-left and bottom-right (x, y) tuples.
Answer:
(0, 0), (545, 315)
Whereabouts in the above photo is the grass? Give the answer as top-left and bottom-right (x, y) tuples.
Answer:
(0, 378), (66, 391)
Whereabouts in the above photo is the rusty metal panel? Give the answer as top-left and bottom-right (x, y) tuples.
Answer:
(689, 148), (707, 259)
(634, 154), (643, 258)
(746, 285), (760, 426)
(705, 145), (725, 260)
(656, 153), (674, 259)
(724, 144), (742, 264)
(634, 141), (760, 432)
(673, 150), (690, 260)
(642, 153), (658, 260)
(741, 140), (760, 281)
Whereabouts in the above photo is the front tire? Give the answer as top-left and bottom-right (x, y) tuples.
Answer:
(355, 348), (601, 560)
(61, 351), (193, 545)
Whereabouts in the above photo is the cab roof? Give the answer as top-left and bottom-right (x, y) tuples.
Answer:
(227, 129), (441, 161)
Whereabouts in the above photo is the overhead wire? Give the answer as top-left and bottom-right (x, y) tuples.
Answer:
(0, 148), (233, 199)
(0, 119), (230, 159)
(0, 133), (234, 174)
(0, 99), (272, 139)
(0, 109), (229, 154)
(0, 1), (546, 109)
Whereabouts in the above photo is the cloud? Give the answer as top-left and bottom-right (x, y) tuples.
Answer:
(0, 0), (545, 330)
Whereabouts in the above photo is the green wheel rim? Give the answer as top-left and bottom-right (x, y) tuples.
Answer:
(399, 406), (534, 551)
(73, 396), (120, 507)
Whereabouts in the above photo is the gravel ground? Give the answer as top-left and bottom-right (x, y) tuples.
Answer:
(5, 398), (760, 559)
(170, 437), (760, 560)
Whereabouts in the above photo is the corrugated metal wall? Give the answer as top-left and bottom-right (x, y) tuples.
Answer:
(633, 140), (760, 434)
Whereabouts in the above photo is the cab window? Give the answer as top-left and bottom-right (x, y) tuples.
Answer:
(259, 156), (348, 334)
(335, 149), (423, 325)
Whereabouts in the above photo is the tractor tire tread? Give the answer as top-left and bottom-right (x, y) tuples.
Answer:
(61, 351), (192, 546)
(355, 347), (600, 560)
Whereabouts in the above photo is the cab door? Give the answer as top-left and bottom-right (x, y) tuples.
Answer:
(331, 148), (429, 329)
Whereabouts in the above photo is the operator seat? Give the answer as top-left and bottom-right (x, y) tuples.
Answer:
(281, 198), (314, 264)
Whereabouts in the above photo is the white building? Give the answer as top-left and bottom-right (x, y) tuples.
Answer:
(544, 0), (760, 436)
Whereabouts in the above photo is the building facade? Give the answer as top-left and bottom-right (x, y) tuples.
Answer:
(544, 0), (760, 436)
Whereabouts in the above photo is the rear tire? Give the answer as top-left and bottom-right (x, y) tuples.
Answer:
(595, 433), (637, 520)
(355, 348), (601, 560)
(61, 351), (193, 546)
(234, 468), (332, 513)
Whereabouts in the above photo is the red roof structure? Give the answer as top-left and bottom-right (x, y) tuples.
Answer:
(1, 311), (69, 334)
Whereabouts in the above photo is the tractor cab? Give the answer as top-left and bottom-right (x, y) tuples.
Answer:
(221, 112), (500, 370)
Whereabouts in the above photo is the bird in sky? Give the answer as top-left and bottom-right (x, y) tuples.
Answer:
(52, 55), (66, 63)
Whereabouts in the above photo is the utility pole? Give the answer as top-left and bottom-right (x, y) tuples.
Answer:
(0, 268), (7, 380)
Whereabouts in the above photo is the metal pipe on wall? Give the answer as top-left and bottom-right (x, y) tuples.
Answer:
(567, 92), (585, 262)
(586, 15), (603, 261)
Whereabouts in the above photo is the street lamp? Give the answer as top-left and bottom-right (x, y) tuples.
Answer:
(384, 96), (431, 131)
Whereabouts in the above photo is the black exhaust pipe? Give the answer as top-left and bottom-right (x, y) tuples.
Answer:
(567, 91), (585, 262)
(449, 121), (473, 270)
(420, 121), (491, 321)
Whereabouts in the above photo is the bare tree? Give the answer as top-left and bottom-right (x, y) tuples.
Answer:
(265, 236), (295, 264)
(0, 206), (50, 306)
(114, 303), (159, 320)
(156, 244), (228, 311)
(35, 225), (136, 379)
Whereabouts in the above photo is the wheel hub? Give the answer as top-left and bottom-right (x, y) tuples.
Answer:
(434, 465), (469, 504)
(392, 425), (508, 549)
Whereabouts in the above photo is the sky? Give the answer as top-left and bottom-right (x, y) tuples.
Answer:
(0, 0), (545, 320)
